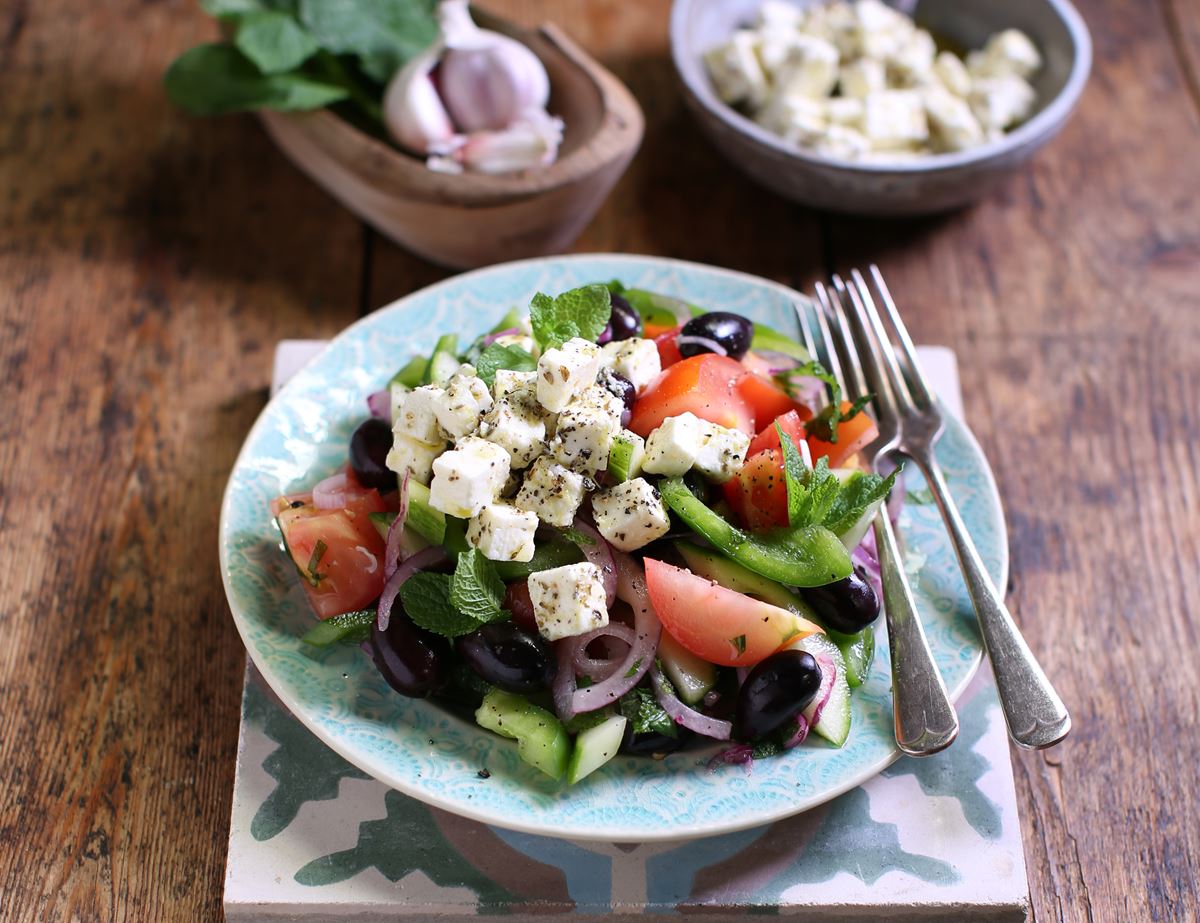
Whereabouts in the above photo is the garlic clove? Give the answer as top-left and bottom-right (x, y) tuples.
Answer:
(383, 44), (457, 154)
(453, 110), (564, 175)
(435, 0), (551, 133)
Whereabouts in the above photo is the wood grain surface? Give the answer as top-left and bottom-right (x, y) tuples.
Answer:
(0, 0), (1197, 920)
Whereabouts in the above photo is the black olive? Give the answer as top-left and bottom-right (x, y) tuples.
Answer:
(371, 609), (451, 698)
(799, 566), (881, 634)
(621, 725), (692, 757)
(349, 417), (395, 491)
(733, 649), (822, 741)
(678, 312), (754, 360)
(598, 368), (636, 427)
(607, 293), (643, 342)
(455, 621), (556, 693)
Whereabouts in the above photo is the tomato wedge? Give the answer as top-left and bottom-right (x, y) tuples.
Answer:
(271, 487), (387, 619)
(628, 353), (755, 437)
(722, 449), (790, 529)
(644, 558), (822, 667)
(653, 325), (684, 368)
(736, 373), (811, 428)
(747, 409), (809, 457)
(806, 402), (879, 468)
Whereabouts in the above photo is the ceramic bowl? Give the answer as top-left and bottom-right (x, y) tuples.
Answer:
(260, 16), (643, 269)
(670, 0), (1091, 214)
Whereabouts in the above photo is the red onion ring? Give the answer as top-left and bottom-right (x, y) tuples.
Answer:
(852, 530), (883, 604)
(482, 327), (522, 346)
(383, 471), (411, 580)
(649, 664), (732, 740)
(568, 552), (661, 715)
(572, 516), (617, 608)
(755, 349), (803, 375)
(677, 333), (727, 357)
(366, 388), (391, 420)
(571, 623), (636, 678)
(312, 471), (350, 509)
(376, 546), (447, 631)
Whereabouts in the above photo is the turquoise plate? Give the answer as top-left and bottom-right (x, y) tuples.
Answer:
(219, 255), (1005, 842)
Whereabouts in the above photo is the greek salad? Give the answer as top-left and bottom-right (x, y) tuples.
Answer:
(270, 282), (900, 784)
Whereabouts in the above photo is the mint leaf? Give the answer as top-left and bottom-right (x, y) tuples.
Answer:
(786, 359), (872, 444)
(529, 284), (612, 350)
(450, 549), (507, 624)
(475, 343), (536, 388)
(564, 709), (611, 735)
(777, 423), (808, 527)
(298, 0), (438, 83)
(400, 572), (481, 638)
(618, 687), (677, 738)
(822, 467), (901, 537)
(558, 526), (596, 547)
(234, 10), (319, 74)
(729, 634), (747, 656)
(305, 539), (328, 586)
(164, 43), (348, 115)
(796, 457), (840, 527)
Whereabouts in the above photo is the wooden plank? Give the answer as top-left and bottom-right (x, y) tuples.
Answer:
(820, 0), (1200, 918)
(0, 1), (366, 919)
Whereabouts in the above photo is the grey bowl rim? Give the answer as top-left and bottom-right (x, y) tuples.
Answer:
(669, 0), (1093, 175)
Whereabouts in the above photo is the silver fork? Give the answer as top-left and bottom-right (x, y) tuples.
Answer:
(841, 266), (1071, 751)
(798, 290), (959, 757)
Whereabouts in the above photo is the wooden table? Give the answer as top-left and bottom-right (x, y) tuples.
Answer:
(2, 0), (1197, 919)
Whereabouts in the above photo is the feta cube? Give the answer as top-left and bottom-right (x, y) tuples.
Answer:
(389, 382), (410, 425)
(756, 32), (803, 82)
(839, 58), (887, 99)
(493, 368), (538, 402)
(924, 85), (984, 151)
(969, 75), (1036, 131)
(756, 92), (827, 145)
(432, 367), (493, 439)
(536, 337), (603, 413)
(467, 502), (538, 563)
(825, 96), (865, 128)
(805, 1), (857, 58)
(933, 50), (972, 98)
(774, 35), (840, 99)
(852, 0), (913, 59)
(385, 434), (445, 485)
(514, 456), (591, 527)
(888, 28), (936, 86)
(968, 29), (1042, 80)
(490, 332), (538, 357)
(642, 412), (751, 483)
(756, 0), (804, 32)
(527, 563), (609, 641)
(478, 392), (547, 469)
(550, 385), (622, 474)
(703, 30), (770, 109)
(394, 384), (444, 444)
(592, 478), (672, 552)
(601, 337), (662, 392)
(814, 123), (872, 159)
(863, 90), (929, 149)
(428, 436), (510, 519)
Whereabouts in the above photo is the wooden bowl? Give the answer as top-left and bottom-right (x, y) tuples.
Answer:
(257, 17), (643, 270)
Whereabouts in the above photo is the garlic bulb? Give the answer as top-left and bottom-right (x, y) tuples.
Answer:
(437, 0), (550, 133)
(382, 0), (562, 174)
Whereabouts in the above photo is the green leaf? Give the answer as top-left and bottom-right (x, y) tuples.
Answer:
(730, 634), (747, 656)
(305, 538), (328, 586)
(399, 572), (482, 639)
(618, 687), (677, 738)
(558, 527), (596, 547)
(234, 10), (319, 74)
(298, 0), (438, 83)
(529, 284), (612, 350)
(475, 343), (537, 388)
(564, 709), (611, 735)
(796, 457), (841, 527)
(164, 43), (348, 115)
(777, 423), (808, 527)
(822, 467), (901, 537)
(450, 549), (507, 624)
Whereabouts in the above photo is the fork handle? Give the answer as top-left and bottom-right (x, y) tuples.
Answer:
(917, 456), (1072, 750)
(874, 511), (959, 756)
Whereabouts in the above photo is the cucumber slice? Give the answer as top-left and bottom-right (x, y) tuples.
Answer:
(658, 632), (717, 705)
(831, 468), (884, 550)
(607, 431), (645, 483)
(475, 689), (570, 780)
(299, 609), (375, 647)
(792, 634), (852, 747)
(389, 356), (426, 389)
(829, 625), (874, 688)
(406, 480), (447, 544)
(492, 535), (584, 580)
(566, 714), (627, 784)
(425, 333), (460, 387)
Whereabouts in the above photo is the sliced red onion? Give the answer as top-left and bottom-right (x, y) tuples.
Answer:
(376, 546), (447, 631)
(383, 471), (411, 580)
(366, 388), (391, 420)
(354, 545), (379, 574)
(649, 664), (732, 740)
(569, 552), (661, 715)
(482, 326), (522, 346)
(572, 516), (616, 608)
(677, 333), (727, 357)
(852, 530), (883, 603)
(312, 471), (350, 509)
(551, 641), (578, 721)
(571, 622), (636, 679)
(707, 744), (754, 772)
(754, 349), (803, 375)
(782, 372), (827, 411)
(784, 655), (836, 749)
